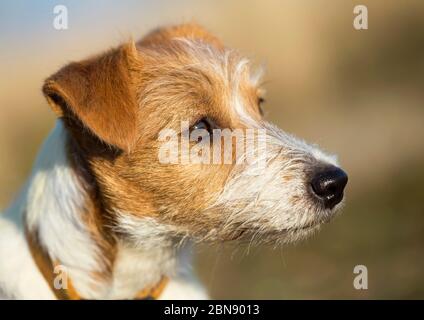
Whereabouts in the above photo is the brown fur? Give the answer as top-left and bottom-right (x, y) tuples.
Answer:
(26, 227), (71, 299)
(43, 23), (262, 230)
(43, 43), (139, 153)
(139, 22), (224, 49)
(40, 23), (264, 296)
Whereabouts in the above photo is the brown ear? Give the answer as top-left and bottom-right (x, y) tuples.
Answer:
(43, 42), (139, 152)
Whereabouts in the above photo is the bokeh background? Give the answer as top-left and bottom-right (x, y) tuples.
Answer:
(1, 0), (423, 299)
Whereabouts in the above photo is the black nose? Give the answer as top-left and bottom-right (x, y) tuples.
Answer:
(310, 167), (348, 209)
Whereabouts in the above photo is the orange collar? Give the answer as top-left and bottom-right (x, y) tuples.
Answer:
(59, 271), (168, 300)
(26, 230), (168, 300)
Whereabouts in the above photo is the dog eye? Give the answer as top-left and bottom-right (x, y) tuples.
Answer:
(258, 97), (265, 116)
(191, 117), (216, 134)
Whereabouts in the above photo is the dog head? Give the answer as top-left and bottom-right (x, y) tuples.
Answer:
(43, 23), (347, 248)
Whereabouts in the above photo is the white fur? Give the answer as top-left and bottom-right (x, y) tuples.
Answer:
(114, 214), (189, 249)
(112, 214), (207, 299)
(151, 39), (343, 244)
(25, 122), (108, 299)
(207, 120), (341, 245)
(0, 121), (207, 299)
(0, 122), (106, 299)
(0, 213), (55, 299)
(0, 38), (343, 300)
(160, 275), (208, 300)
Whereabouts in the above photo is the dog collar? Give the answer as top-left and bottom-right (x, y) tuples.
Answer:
(26, 230), (168, 300)
(57, 271), (169, 300)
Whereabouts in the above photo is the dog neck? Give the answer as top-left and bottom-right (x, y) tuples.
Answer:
(21, 121), (180, 299)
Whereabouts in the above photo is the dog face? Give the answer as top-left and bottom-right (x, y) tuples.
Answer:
(43, 24), (347, 247)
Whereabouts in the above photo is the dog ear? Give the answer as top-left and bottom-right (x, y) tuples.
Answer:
(42, 42), (139, 153)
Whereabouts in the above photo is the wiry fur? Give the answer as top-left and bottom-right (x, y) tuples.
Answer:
(206, 122), (341, 245)
(0, 212), (55, 299)
(0, 23), (346, 299)
(0, 122), (205, 299)
(25, 122), (108, 299)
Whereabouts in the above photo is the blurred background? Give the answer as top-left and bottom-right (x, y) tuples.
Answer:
(1, 0), (423, 299)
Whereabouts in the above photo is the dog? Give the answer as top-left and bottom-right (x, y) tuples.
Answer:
(0, 23), (347, 299)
